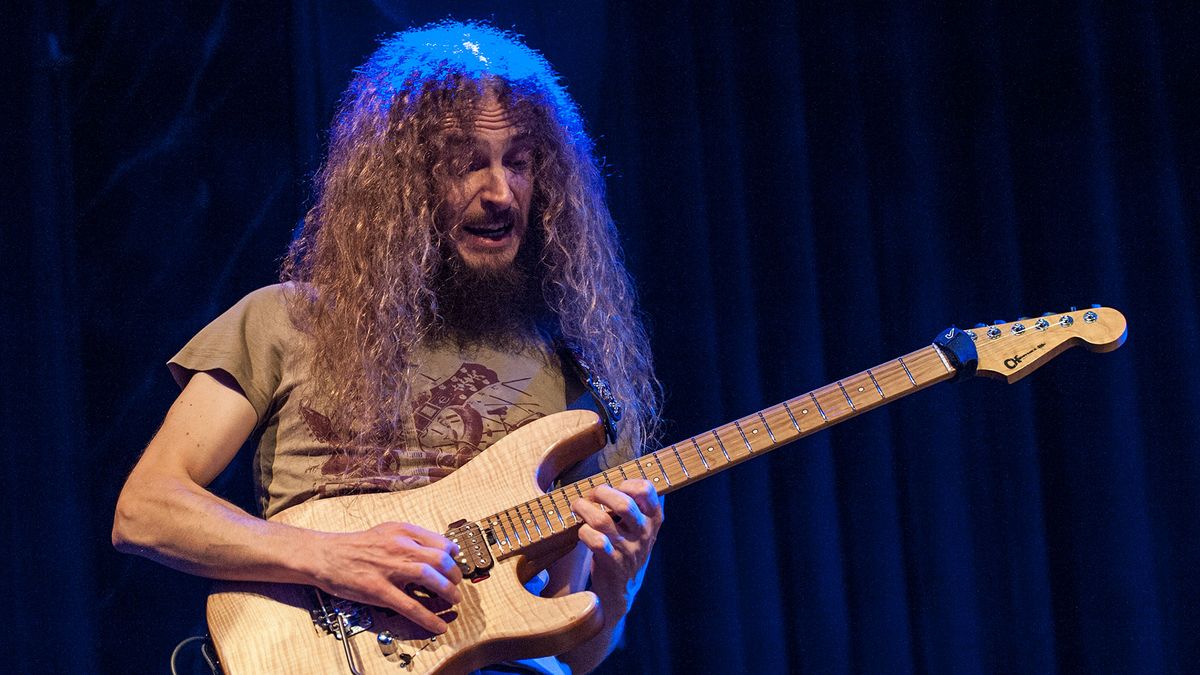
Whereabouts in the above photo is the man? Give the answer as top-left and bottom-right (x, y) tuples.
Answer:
(112, 21), (663, 674)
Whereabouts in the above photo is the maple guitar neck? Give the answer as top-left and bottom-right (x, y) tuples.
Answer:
(480, 307), (1128, 560)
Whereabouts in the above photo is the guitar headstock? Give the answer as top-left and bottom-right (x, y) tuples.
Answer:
(953, 306), (1127, 383)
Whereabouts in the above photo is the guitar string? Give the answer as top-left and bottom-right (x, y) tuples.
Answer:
(483, 346), (957, 555)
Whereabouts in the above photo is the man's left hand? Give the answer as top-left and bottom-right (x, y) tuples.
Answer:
(570, 479), (664, 620)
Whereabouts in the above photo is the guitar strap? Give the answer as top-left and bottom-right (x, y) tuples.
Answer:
(554, 338), (622, 445)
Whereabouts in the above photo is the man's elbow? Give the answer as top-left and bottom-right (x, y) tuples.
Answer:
(111, 483), (152, 554)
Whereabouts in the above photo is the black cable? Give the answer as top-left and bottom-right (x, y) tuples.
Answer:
(170, 635), (219, 675)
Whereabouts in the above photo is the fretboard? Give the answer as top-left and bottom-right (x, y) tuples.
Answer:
(477, 344), (957, 557)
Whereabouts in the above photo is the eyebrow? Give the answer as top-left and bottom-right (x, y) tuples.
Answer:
(441, 130), (536, 156)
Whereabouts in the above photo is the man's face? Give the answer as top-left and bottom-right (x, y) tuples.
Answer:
(441, 99), (535, 272)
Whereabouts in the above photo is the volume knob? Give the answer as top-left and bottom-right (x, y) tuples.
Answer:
(378, 631), (397, 656)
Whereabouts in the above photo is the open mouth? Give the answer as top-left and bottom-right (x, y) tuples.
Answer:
(462, 222), (514, 241)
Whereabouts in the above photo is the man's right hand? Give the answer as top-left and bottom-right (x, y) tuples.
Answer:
(308, 522), (464, 634)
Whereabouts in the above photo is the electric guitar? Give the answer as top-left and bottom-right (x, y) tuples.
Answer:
(206, 307), (1127, 673)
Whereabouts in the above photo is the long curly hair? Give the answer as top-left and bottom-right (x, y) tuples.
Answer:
(280, 21), (660, 471)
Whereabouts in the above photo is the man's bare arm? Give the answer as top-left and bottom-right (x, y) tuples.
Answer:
(111, 371), (463, 634)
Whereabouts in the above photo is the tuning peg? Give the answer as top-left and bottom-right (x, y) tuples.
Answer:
(993, 319), (1006, 325)
(1018, 316), (1031, 321)
(1042, 312), (1055, 317)
(1090, 304), (1102, 309)
(974, 323), (988, 328)
(1069, 306), (1078, 312)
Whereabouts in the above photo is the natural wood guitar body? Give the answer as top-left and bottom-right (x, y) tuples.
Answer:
(207, 410), (610, 674)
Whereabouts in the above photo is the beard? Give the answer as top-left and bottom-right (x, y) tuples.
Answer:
(431, 217), (550, 349)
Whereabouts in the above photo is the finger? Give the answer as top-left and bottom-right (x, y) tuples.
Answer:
(571, 497), (621, 538)
(416, 547), (464, 585)
(396, 563), (463, 605)
(589, 486), (646, 534)
(577, 524), (615, 557)
(592, 482), (648, 526)
(378, 584), (449, 634)
(618, 479), (664, 522)
(398, 523), (460, 557)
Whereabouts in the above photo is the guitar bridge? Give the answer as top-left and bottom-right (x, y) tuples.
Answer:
(310, 588), (373, 640)
(446, 520), (494, 580)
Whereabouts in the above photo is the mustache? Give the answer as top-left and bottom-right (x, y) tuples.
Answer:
(458, 208), (519, 230)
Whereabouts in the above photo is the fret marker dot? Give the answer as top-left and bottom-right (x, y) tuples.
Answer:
(653, 477), (660, 482)
(751, 428), (759, 434)
(802, 409), (809, 414)
(707, 447), (714, 452)
(857, 386), (865, 392)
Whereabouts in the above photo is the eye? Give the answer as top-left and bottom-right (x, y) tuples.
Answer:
(507, 152), (533, 173)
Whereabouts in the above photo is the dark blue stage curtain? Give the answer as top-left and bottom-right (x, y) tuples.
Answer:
(8, 1), (1198, 673)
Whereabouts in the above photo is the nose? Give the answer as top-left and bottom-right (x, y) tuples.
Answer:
(479, 165), (514, 209)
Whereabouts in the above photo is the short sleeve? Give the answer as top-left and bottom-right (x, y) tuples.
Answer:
(167, 285), (291, 422)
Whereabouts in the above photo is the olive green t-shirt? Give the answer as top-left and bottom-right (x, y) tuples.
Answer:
(168, 284), (586, 519)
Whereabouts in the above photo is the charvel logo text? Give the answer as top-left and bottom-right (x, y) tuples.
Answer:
(1005, 343), (1047, 370)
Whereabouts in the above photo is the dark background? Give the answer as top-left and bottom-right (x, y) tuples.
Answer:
(7, 1), (1200, 673)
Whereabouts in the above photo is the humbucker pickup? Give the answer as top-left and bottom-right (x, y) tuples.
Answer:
(446, 520), (494, 580)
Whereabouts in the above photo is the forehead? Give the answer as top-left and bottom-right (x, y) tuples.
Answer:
(439, 95), (529, 144)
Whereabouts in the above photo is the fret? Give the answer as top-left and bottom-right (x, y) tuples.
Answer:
(790, 396), (825, 431)
(544, 496), (567, 529)
(632, 457), (650, 480)
(639, 456), (666, 488)
(782, 401), (801, 432)
(669, 445), (690, 478)
(534, 498), (556, 533)
(732, 420), (754, 453)
(762, 407), (800, 443)
(556, 489), (581, 524)
(690, 438), (710, 470)
(616, 463), (629, 481)
(713, 426), (747, 460)
(841, 372), (880, 410)
(488, 515), (511, 551)
(600, 471), (615, 488)
(494, 512), (515, 549)
(836, 381), (856, 411)
(874, 362), (914, 394)
(572, 482), (586, 501)
(520, 503), (543, 539)
(932, 344), (954, 373)
(652, 452), (673, 487)
(514, 507), (536, 542)
(756, 412), (777, 443)
(866, 368), (886, 398)
(657, 447), (690, 484)
(814, 384), (853, 419)
(897, 356), (917, 386)
(502, 509), (525, 546)
(808, 392), (828, 422)
(738, 416), (773, 451)
(709, 431), (732, 462)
